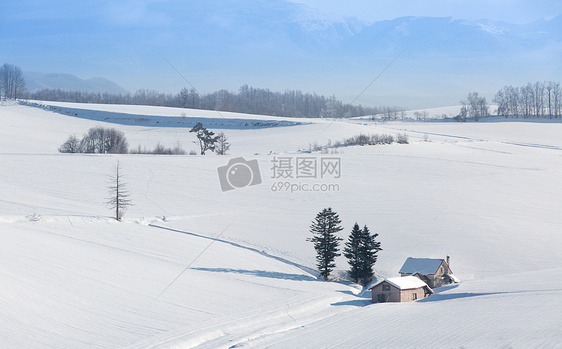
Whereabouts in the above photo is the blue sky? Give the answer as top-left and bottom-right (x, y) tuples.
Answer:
(291, 0), (562, 24)
(1, 0), (561, 108)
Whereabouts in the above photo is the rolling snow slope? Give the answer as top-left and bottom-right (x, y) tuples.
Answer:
(1, 101), (561, 348)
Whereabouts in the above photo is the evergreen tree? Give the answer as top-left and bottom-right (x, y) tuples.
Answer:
(308, 208), (343, 280)
(358, 225), (382, 286)
(344, 223), (382, 286)
(343, 223), (363, 284)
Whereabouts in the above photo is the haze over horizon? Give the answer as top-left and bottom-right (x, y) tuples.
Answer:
(2, 0), (561, 108)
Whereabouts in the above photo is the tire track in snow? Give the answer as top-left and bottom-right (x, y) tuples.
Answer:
(144, 168), (166, 215)
(383, 125), (562, 152)
(148, 224), (318, 278)
(128, 294), (347, 349)
(501, 141), (562, 151)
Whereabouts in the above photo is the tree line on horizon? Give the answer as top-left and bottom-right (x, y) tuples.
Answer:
(0, 63), (26, 100)
(6, 61), (562, 120)
(28, 85), (387, 119)
(493, 81), (562, 119)
(1, 62), (399, 118)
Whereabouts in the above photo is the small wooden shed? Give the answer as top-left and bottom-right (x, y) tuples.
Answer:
(369, 276), (433, 303)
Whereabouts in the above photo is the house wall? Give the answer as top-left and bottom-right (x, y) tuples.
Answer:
(399, 288), (428, 302)
(426, 274), (437, 288)
(432, 261), (453, 288)
(372, 283), (430, 303)
(371, 283), (401, 303)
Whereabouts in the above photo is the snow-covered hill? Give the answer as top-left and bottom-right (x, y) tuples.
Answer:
(1, 101), (561, 348)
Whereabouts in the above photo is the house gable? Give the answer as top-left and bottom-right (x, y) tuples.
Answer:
(399, 257), (453, 276)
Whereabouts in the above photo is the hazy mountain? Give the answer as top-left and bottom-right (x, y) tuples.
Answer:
(23, 72), (128, 94)
(150, 2), (562, 106)
(172, 2), (562, 58)
(338, 15), (562, 55)
(13, 0), (562, 107)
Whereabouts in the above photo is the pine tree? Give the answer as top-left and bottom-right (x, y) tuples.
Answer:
(308, 208), (343, 280)
(344, 224), (382, 285)
(343, 223), (363, 284)
(358, 225), (382, 285)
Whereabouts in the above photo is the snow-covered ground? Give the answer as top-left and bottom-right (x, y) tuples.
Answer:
(1, 101), (561, 348)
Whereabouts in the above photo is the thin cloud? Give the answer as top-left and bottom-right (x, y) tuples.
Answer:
(101, 0), (173, 27)
(289, 0), (562, 24)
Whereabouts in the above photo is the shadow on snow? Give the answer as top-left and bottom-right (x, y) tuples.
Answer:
(25, 102), (304, 130)
(148, 224), (319, 278)
(191, 267), (316, 281)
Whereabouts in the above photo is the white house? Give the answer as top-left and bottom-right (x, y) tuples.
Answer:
(369, 275), (434, 303)
(399, 256), (458, 288)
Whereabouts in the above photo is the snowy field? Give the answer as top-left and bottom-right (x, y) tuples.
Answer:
(1, 101), (561, 348)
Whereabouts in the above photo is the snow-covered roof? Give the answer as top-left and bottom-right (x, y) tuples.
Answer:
(370, 276), (433, 292)
(448, 274), (461, 283)
(399, 257), (447, 275)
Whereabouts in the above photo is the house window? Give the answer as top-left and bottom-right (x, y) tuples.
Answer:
(413, 293), (418, 300)
(382, 284), (390, 291)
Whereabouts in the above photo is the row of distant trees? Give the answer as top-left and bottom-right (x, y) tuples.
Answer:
(60, 124), (230, 156)
(29, 85), (386, 118)
(493, 81), (562, 118)
(0, 62), (395, 118)
(0, 63), (26, 99)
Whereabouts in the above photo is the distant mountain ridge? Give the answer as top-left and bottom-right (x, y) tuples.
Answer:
(153, 2), (562, 106)
(338, 15), (562, 55)
(23, 72), (128, 94)
(17, 2), (562, 107)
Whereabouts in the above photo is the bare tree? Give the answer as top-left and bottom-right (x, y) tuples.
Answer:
(59, 135), (81, 153)
(78, 127), (128, 154)
(457, 104), (468, 122)
(399, 108), (407, 120)
(552, 82), (562, 118)
(520, 83), (534, 117)
(0, 63), (26, 99)
(106, 160), (132, 221)
(534, 81), (545, 118)
(215, 132), (231, 155)
(546, 81), (554, 118)
(178, 87), (190, 108)
(468, 92), (487, 121)
(493, 87), (507, 116)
